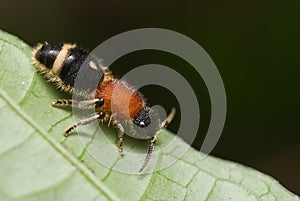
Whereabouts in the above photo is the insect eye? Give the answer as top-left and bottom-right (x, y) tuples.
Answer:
(139, 121), (146, 127)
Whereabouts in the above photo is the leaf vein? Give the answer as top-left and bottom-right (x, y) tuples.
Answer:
(0, 87), (121, 201)
(78, 126), (99, 160)
(19, 74), (38, 106)
(0, 131), (34, 159)
(16, 170), (76, 200)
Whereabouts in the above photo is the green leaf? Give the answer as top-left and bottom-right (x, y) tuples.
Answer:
(0, 29), (298, 201)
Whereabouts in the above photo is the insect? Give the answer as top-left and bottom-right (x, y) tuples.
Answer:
(32, 41), (175, 172)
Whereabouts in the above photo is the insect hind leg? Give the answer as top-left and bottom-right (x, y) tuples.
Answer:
(52, 98), (104, 109)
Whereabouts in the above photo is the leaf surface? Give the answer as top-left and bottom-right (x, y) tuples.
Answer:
(0, 29), (298, 201)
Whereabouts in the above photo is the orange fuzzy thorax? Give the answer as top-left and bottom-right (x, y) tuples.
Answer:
(95, 79), (146, 120)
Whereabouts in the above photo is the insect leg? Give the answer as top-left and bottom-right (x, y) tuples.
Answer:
(139, 135), (157, 172)
(64, 111), (105, 137)
(160, 107), (176, 129)
(138, 108), (176, 172)
(116, 122), (125, 156)
(51, 99), (73, 107)
(52, 98), (104, 109)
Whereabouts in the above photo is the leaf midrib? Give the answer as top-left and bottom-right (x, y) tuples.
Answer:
(0, 87), (121, 201)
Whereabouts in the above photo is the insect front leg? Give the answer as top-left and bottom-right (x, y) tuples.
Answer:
(138, 108), (176, 172)
(64, 111), (106, 137)
(139, 135), (157, 172)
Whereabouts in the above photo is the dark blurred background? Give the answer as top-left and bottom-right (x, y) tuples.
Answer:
(1, 0), (299, 194)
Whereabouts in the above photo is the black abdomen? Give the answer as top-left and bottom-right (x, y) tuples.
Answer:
(33, 42), (104, 93)
(36, 42), (63, 68)
(59, 46), (89, 87)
